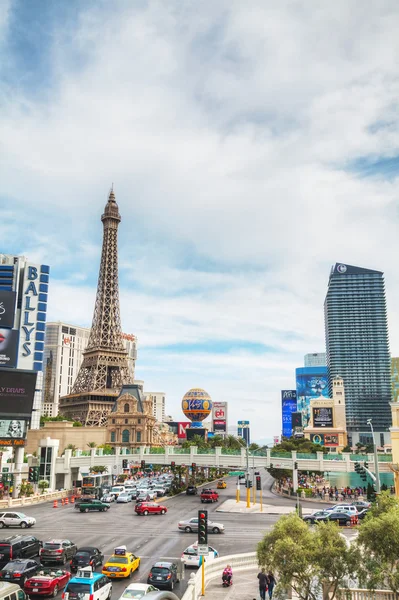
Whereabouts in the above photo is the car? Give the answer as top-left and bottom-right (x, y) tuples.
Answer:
(102, 546), (140, 579)
(178, 517), (224, 534)
(0, 513), (36, 529)
(79, 500), (110, 513)
(40, 540), (77, 565)
(74, 497), (96, 510)
(352, 500), (371, 510)
(116, 493), (131, 504)
(151, 488), (166, 498)
(303, 511), (331, 524)
(304, 511), (354, 526)
(186, 486), (198, 495)
(136, 491), (156, 502)
(147, 562), (178, 591)
(64, 567), (112, 600)
(134, 503), (167, 516)
(216, 481), (227, 489)
(0, 535), (42, 569)
(0, 559), (40, 586)
(70, 547), (104, 573)
(181, 544), (219, 567)
(325, 505), (358, 515)
(24, 567), (71, 596)
(357, 509), (370, 520)
(100, 495), (115, 503)
(110, 486), (125, 499)
(200, 490), (219, 503)
(117, 583), (160, 599)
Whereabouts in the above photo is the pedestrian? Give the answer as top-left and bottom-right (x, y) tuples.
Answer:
(257, 568), (268, 600)
(268, 572), (276, 599)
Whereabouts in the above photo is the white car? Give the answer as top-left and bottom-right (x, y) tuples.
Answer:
(116, 493), (132, 503)
(0, 512), (36, 528)
(326, 504), (358, 514)
(117, 583), (159, 599)
(181, 543), (219, 567)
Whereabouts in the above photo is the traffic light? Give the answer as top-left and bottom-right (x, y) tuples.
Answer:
(198, 510), (208, 545)
(256, 476), (261, 491)
(364, 462), (369, 469)
(294, 462), (298, 470)
(354, 462), (361, 473)
(141, 460), (146, 470)
(255, 471), (260, 476)
(191, 463), (196, 469)
(33, 468), (39, 483)
(122, 459), (128, 469)
(28, 467), (34, 483)
(246, 479), (253, 488)
(171, 461), (175, 469)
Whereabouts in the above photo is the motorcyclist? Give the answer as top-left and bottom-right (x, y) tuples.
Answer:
(222, 564), (233, 585)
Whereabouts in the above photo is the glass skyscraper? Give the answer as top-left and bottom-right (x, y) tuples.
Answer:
(324, 263), (391, 446)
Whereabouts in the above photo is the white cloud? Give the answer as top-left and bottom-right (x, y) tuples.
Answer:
(2, 1), (399, 438)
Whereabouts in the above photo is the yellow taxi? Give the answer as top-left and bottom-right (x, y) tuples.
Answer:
(217, 480), (227, 489)
(102, 546), (140, 579)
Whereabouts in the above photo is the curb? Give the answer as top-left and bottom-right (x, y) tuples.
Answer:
(156, 477), (225, 504)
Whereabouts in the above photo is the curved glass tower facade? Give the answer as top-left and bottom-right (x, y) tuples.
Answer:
(324, 263), (391, 445)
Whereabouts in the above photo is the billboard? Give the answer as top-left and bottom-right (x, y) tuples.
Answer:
(212, 401), (227, 433)
(237, 420), (250, 445)
(313, 406), (333, 428)
(0, 419), (27, 439)
(281, 390), (297, 437)
(186, 427), (207, 441)
(0, 291), (16, 329)
(296, 367), (329, 427)
(324, 433), (339, 447)
(177, 422), (191, 439)
(0, 329), (19, 368)
(0, 368), (37, 418)
(291, 412), (302, 428)
(310, 433), (325, 445)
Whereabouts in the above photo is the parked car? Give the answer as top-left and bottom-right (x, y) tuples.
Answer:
(0, 513), (36, 529)
(79, 500), (110, 513)
(134, 503), (167, 516)
(147, 562), (178, 591)
(117, 583), (159, 599)
(303, 511), (353, 526)
(303, 511), (331, 524)
(178, 517), (224, 534)
(352, 500), (371, 510)
(70, 547), (104, 573)
(0, 559), (40, 586)
(200, 490), (219, 503)
(40, 540), (77, 565)
(186, 486), (198, 496)
(24, 568), (71, 596)
(325, 504), (358, 514)
(151, 488), (166, 498)
(0, 535), (42, 569)
(357, 509), (370, 520)
(136, 490), (156, 502)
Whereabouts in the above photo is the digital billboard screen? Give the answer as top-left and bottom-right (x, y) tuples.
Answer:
(281, 390), (297, 437)
(0, 419), (27, 439)
(312, 406), (333, 428)
(0, 369), (37, 418)
(213, 420), (227, 432)
(291, 412), (302, 428)
(324, 434), (339, 446)
(0, 291), (16, 329)
(310, 433), (325, 445)
(0, 329), (19, 368)
(296, 367), (329, 427)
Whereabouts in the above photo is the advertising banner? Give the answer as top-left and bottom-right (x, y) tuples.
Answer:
(212, 402), (228, 433)
(177, 422), (191, 439)
(0, 329), (19, 368)
(296, 367), (329, 427)
(310, 433), (325, 445)
(291, 412), (302, 428)
(0, 438), (25, 447)
(324, 434), (339, 446)
(313, 406), (333, 428)
(273, 436), (280, 445)
(0, 368), (37, 417)
(0, 419), (27, 439)
(281, 390), (297, 437)
(0, 291), (16, 329)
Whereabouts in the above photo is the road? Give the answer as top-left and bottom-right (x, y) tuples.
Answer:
(0, 474), (351, 599)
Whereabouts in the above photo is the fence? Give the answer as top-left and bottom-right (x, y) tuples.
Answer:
(181, 551), (258, 600)
(0, 489), (72, 509)
(337, 590), (397, 600)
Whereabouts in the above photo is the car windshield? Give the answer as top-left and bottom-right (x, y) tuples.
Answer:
(151, 567), (170, 574)
(75, 552), (90, 558)
(67, 583), (91, 596)
(184, 547), (198, 556)
(3, 562), (26, 572)
(122, 590), (147, 599)
(44, 543), (61, 549)
(108, 557), (128, 564)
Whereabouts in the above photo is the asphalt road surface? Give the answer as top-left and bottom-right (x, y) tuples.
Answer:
(0, 474), (344, 599)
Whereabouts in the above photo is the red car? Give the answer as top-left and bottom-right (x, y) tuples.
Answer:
(24, 568), (71, 597)
(200, 489), (219, 503)
(135, 502), (167, 516)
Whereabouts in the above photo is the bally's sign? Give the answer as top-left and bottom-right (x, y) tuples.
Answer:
(21, 266), (40, 358)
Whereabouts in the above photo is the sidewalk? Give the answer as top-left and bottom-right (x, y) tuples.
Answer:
(216, 499), (313, 515)
(204, 568), (260, 599)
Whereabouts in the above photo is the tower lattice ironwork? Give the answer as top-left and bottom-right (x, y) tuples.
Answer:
(59, 189), (134, 426)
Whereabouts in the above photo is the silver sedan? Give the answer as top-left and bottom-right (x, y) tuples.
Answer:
(178, 517), (225, 534)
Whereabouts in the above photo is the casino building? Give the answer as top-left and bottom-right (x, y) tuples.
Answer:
(0, 254), (50, 429)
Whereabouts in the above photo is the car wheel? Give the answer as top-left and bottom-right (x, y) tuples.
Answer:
(127, 570), (132, 579)
(52, 585), (59, 597)
(143, 510), (149, 516)
(85, 508), (89, 513)
(104, 507), (109, 511)
(212, 527), (220, 534)
(136, 561), (140, 570)
(20, 577), (27, 586)
(185, 526), (192, 533)
(161, 509), (166, 515)
(346, 520), (351, 526)
(170, 581), (174, 591)
(20, 522), (28, 528)
(201, 500), (204, 503)
(0, 522), (4, 528)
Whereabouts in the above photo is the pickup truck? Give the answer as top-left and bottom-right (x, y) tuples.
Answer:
(200, 489), (219, 503)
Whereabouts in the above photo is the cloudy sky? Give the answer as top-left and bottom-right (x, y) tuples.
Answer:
(1, 1), (399, 442)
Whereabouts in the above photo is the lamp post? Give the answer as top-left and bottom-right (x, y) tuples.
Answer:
(367, 418), (381, 493)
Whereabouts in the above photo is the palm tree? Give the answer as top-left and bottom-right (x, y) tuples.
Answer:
(87, 442), (97, 448)
(65, 444), (77, 451)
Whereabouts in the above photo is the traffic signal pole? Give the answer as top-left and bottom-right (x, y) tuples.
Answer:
(236, 478), (240, 503)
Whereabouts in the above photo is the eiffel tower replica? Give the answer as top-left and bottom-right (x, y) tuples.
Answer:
(59, 189), (133, 426)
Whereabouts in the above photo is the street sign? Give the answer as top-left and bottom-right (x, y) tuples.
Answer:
(198, 545), (209, 556)
(229, 471), (245, 476)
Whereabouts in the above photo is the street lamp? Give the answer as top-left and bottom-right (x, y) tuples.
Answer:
(366, 419), (381, 493)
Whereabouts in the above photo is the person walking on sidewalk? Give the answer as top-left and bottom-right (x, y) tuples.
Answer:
(267, 571), (276, 599)
(257, 568), (268, 600)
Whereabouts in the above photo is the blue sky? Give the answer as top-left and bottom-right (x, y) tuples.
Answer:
(2, 1), (399, 441)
